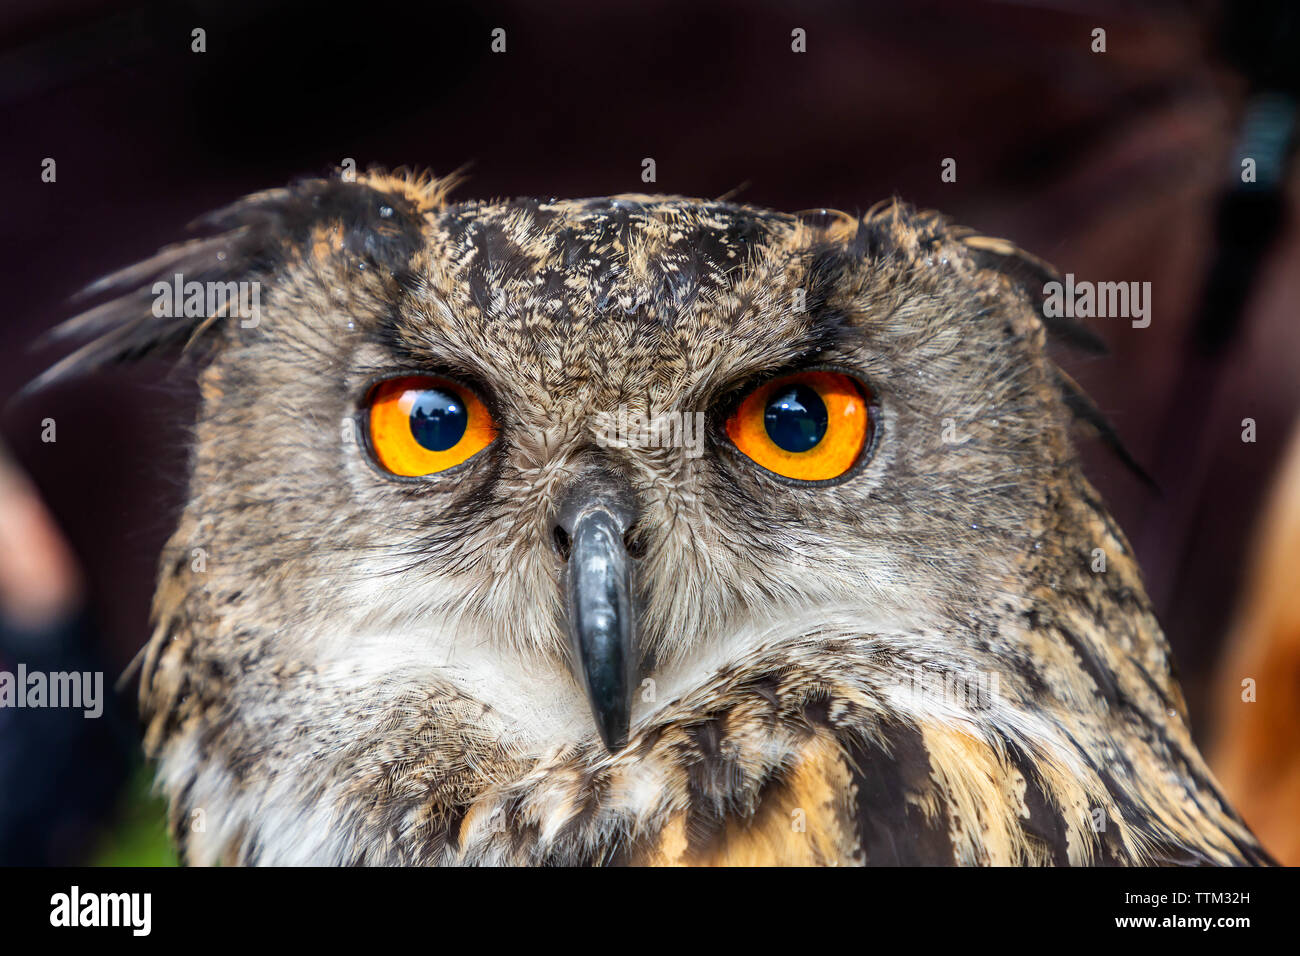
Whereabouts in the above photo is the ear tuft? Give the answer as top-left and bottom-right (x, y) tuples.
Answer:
(1052, 367), (1158, 492)
(956, 232), (1108, 356)
(27, 169), (460, 394)
(955, 228), (1154, 490)
(868, 201), (1149, 490)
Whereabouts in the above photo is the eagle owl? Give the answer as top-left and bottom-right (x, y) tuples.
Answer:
(42, 170), (1268, 866)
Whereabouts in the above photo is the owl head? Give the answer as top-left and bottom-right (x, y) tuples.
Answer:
(38, 170), (1255, 866)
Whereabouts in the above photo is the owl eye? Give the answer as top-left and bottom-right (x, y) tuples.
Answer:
(725, 371), (872, 481)
(365, 376), (496, 476)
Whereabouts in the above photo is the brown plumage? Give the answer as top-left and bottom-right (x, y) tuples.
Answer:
(44, 169), (1267, 865)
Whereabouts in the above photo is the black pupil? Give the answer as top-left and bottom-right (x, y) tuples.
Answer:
(764, 384), (828, 452)
(409, 388), (467, 452)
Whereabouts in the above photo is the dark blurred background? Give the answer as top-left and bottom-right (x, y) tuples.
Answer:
(1, 0), (1297, 864)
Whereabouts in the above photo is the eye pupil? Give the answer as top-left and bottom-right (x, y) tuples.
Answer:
(764, 384), (828, 452)
(408, 388), (468, 452)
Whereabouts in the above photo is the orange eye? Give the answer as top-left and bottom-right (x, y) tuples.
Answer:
(725, 371), (871, 481)
(366, 376), (496, 476)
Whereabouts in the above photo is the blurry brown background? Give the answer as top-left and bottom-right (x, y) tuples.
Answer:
(0, 0), (1296, 862)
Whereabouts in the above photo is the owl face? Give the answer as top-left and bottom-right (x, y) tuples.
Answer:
(47, 173), (1267, 865)
(157, 183), (1068, 759)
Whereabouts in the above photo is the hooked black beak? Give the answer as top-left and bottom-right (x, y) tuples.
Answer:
(555, 480), (638, 753)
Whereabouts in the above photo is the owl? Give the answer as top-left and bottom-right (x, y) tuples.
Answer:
(39, 170), (1269, 866)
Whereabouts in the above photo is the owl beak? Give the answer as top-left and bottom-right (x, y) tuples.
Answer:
(559, 501), (637, 754)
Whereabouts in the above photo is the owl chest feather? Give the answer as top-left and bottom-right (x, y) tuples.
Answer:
(143, 605), (1265, 866)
